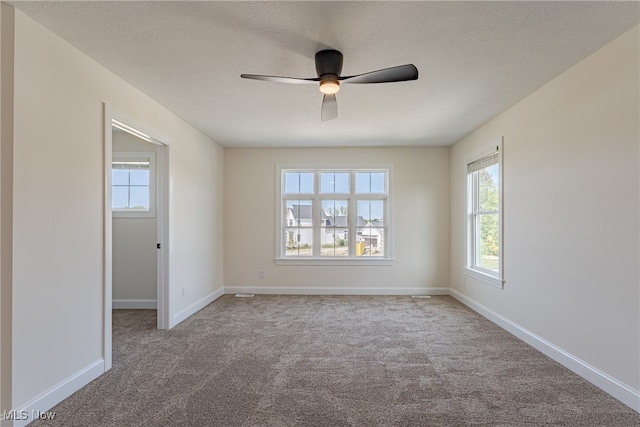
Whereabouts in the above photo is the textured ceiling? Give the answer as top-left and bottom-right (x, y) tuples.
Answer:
(9, 1), (640, 147)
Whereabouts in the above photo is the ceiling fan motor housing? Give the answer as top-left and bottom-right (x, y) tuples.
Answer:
(315, 49), (343, 80)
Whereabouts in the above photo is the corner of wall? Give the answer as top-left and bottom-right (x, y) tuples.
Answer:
(0, 1), (15, 417)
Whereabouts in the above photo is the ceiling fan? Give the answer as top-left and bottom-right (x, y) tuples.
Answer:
(241, 49), (418, 122)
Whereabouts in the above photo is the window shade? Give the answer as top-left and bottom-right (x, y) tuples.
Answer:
(112, 160), (150, 170)
(467, 151), (499, 174)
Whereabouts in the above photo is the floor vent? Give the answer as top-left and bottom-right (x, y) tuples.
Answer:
(411, 295), (432, 299)
(234, 293), (255, 298)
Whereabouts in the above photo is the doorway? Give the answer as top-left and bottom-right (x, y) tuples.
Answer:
(104, 106), (170, 371)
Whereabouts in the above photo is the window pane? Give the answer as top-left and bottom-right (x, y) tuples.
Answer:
(370, 172), (385, 193)
(321, 200), (348, 257)
(320, 172), (349, 194)
(321, 228), (349, 257)
(476, 213), (499, 271)
(284, 172), (314, 194)
(130, 169), (150, 186)
(321, 200), (348, 223)
(285, 200), (313, 226)
(478, 164), (499, 212)
(356, 200), (385, 257)
(357, 227), (384, 257)
(112, 186), (129, 209)
(285, 200), (313, 256)
(357, 200), (384, 222)
(129, 186), (150, 210)
(285, 230), (313, 256)
(356, 172), (385, 193)
(112, 169), (129, 186)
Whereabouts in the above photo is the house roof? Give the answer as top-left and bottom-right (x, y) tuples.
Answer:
(325, 215), (367, 228)
(288, 205), (313, 220)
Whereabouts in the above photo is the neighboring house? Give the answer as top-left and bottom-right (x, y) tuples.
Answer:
(359, 220), (384, 253)
(286, 207), (384, 253)
(285, 204), (315, 248)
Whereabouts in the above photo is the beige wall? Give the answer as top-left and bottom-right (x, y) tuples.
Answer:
(0, 2), (14, 416)
(10, 8), (224, 410)
(450, 26), (639, 391)
(224, 147), (450, 293)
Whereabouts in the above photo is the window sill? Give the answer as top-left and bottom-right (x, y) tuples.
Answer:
(275, 258), (395, 266)
(463, 267), (504, 289)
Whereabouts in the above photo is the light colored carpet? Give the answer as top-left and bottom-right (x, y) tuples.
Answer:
(33, 295), (640, 426)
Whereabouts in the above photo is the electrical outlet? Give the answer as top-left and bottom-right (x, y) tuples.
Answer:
(259, 269), (265, 279)
(182, 286), (187, 297)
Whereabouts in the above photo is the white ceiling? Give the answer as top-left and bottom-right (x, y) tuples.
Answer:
(9, 1), (640, 147)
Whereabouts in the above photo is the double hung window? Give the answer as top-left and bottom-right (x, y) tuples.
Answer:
(465, 142), (503, 287)
(277, 166), (392, 264)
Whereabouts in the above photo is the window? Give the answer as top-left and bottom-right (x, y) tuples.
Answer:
(277, 166), (393, 264)
(465, 141), (503, 288)
(112, 152), (155, 217)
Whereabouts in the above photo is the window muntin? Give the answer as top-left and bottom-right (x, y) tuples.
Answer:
(466, 146), (502, 287)
(279, 167), (391, 262)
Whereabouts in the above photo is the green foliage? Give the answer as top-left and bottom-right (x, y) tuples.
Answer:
(478, 168), (499, 258)
(327, 206), (347, 216)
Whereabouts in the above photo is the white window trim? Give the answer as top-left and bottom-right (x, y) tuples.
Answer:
(275, 164), (394, 266)
(112, 151), (156, 218)
(464, 138), (504, 289)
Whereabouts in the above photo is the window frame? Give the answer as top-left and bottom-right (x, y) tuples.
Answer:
(112, 151), (156, 218)
(276, 164), (394, 265)
(464, 139), (504, 288)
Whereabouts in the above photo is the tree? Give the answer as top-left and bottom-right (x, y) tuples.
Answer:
(478, 168), (499, 258)
(327, 205), (347, 216)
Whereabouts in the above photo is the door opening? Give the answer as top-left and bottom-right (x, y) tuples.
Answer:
(104, 106), (170, 371)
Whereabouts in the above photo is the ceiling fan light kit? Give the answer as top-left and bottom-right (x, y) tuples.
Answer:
(319, 80), (340, 95)
(241, 49), (418, 122)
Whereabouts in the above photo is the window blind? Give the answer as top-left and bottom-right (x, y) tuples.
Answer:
(112, 159), (150, 170)
(467, 150), (498, 174)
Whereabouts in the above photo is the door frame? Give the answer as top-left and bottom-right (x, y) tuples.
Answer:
(104, 105), (171, 370)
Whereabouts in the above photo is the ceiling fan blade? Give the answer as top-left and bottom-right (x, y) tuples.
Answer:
(340, 64), (418, 84)
(321, 94), (338, 122)
(240, 74), (319, 84)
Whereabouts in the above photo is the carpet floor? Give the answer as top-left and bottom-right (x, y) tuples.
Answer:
(32, 295), (640, 426)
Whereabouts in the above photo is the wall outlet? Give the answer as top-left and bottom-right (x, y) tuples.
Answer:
(259, 269), (265, 279)
(182, 286), (187, 297)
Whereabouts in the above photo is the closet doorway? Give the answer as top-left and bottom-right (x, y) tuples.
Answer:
(104, 106), (170, 370)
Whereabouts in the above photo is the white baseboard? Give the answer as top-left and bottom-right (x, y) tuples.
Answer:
(171, 288), (224, 328)
(10, 359), (104, 426)
(224, 286), (450, 296)
(112, 299), (157, 309)
(449, 289), (640, 413)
